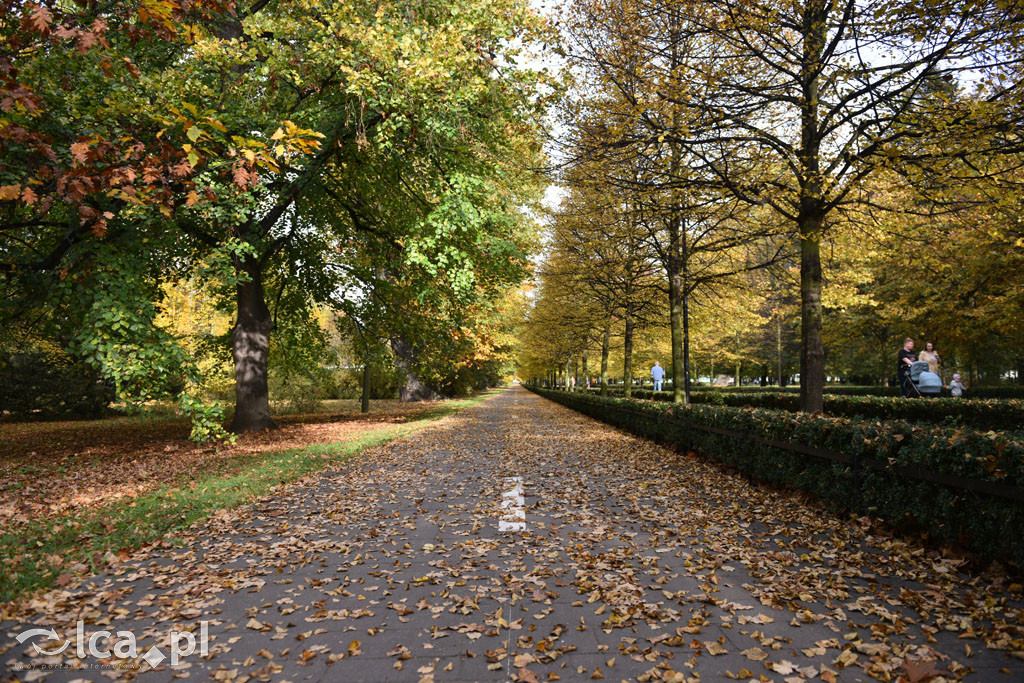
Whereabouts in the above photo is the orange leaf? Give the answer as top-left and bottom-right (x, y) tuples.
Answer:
(70, 141), (89, 166)
(29, 4), (52, 33)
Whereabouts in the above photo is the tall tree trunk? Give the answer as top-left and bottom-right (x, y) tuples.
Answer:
(390, 337), (440, 401)
(667, 0), (687, 406)
(777, 314), (784, 386)
(230, 257), (277, 433)
(668, 232), (686, 405)
(361, 361), (370, 413)
(623, 308), (634, 399)
(735, 331), (742, 388)
(797, 1), (827, 413)
(798, 228), (825, 410)
(581, 352), (588, 390)
(600, 322), (611, 396)
(681, 276), (692, 403)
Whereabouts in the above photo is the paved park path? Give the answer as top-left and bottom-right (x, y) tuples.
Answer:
(3, 387), (1023, 682)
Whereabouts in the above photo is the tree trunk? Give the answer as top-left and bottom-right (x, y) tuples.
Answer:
(668, 233), (686, 405)
(600, 322), (611, 396)
(623, 309), (634, 399)
(390, 337), (440, 401)
(777, 314), (784, 387)
(735, 331), (741, 388)
(797, 1), (827, 413)
(361, 361), (370, 413)
(667, 5), (687, 406)
(581, 352), (588, 390)
(682, 279), (692, 403)
(230, 258), (277, 433)
(798, 228), (825, 411)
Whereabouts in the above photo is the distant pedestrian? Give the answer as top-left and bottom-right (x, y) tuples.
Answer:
(897, 338), (917, 398)
(947, 373), (967, 398)
(650, 361), (665, 391)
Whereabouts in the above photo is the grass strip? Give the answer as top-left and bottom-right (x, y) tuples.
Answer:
(0, 390), (498, 605)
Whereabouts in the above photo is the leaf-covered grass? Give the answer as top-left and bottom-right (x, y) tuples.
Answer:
(0, 391), (498, 605)
(0, 397), (489, 529)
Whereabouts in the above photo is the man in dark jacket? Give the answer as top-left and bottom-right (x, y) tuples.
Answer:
(897, 338), (917, 397)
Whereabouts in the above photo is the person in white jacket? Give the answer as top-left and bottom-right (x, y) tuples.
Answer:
(651, 361), (665, 391)
(947, 373), (967, 398)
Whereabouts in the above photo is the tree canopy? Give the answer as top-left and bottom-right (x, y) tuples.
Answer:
(2, 0), (554, 435)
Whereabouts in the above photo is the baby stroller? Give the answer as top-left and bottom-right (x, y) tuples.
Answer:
(904, 360), (942, 397)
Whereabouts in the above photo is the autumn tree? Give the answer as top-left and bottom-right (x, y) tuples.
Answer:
(560, 0), (788, 403)
(2, 0), (552, 433)
(649, 0), (1024, 410)
(548, 159), (663, 397)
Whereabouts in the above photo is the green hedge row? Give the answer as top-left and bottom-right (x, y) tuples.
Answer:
(584, 387), (1024, 430)
(531, 386), (1024, 568)
(601, 383), (1024, 399)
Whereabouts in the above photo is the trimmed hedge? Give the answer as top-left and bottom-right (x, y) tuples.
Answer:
(625, 383), (1024, 399)
(585, 387), (1024, 431)
(532, 386), (1024, 568)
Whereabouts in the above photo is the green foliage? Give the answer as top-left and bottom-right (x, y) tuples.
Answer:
(598, 388), (1024, 430)
(177, 394), (233, 443)
(0, 347), (114, 419)
(332, 366), (402, 401)
(3, 0), (550, 432)
(532, 386), (1024, 567)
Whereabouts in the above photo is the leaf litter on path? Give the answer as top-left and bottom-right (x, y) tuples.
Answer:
(1, 387), (1022, 682)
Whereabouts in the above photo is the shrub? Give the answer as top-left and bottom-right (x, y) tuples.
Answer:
(530, 386), (1024, 568)
(332, 365), (401, 400)
(0, 347), (114, 419)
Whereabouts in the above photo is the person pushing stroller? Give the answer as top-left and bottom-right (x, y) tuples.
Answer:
(897, 338), (917, 397)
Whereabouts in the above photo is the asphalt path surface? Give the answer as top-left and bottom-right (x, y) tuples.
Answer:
(3, 387), (1022, 682)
